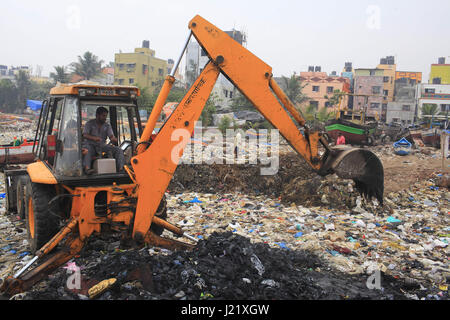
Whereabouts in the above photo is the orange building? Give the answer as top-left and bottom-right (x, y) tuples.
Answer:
(299, 71), (350, 110)
(395, 71), (422, 83)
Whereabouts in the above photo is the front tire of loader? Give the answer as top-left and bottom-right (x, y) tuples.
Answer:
(25, 182), (60, 254)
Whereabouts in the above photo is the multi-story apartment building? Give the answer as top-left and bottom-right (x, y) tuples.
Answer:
(377, 56), (396, 104)
(353, 68), (384, 119)
(416, 83), (450, 118)
(114, 41), (168, 93)
(429, 57), (450, 84)
(0, 65), (31, 81)
(298, 67), (350, 111)
(185, 29), (247, 111)
(386, 84), (417, 125)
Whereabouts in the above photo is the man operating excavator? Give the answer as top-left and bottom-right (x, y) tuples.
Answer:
(82, 106), (125, 174)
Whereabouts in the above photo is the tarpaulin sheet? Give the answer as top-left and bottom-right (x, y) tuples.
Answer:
(26, 100), (42, 111)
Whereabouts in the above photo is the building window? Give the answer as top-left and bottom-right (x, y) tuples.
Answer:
(402, 105), (410, 111)
(383, 76), (389, 83)
(370, 70), (376, 76)
(432, 78), (441, 84)
(312, 86), (320, 92)
(441, 104), (450, 112)
(383, 90), (389, 96)
(229, 91), (233, 99)
(392, 118), (400, 123)
(372, 86), (381, 94)
(310, 101), (319, 110)
(158, 68), (163, 76)
(201, 49), (207, 57)
(129, 78), (134, 84)
(118, 64), (124, 70)
(425, 88), (435, 94)
(382, 103), (387, 110)
(118, 79), (124, 85)
(224, 89), (228, 98)
(370, 103), (380, 109)
(327, 86), (334, 93)
(325, 101), (331, 107)
(142, 64), (148, 75)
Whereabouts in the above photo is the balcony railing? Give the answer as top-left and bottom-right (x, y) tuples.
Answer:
(421, 93), (450, 99)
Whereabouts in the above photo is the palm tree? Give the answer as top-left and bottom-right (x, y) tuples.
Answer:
(280, 73), (309, 106)
(50, 66), (70, 84)
(316, 107), (335, 122)
(421, 103), (438, 125)
(70, 51), (104, 80)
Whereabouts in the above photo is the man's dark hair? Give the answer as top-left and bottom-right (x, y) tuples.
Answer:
(96, 107), (109, 116)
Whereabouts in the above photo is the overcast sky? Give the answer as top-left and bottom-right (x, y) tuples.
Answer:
(1, 0), (449, 81)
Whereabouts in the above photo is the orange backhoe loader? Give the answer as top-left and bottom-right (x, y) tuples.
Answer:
(0, 15), (383, 296)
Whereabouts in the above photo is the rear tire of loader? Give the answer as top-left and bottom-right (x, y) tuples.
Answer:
(25, 182), (60, 254)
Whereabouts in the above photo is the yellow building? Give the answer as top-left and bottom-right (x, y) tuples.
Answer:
(377, 56), (396, 103)
(429, 58), (450, 84)
(114, 41), (168, 93)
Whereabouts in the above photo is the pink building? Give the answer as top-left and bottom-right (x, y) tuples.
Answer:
(299, 71), (350, 110)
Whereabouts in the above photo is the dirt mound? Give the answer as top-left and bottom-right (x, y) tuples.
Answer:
(170, 153), (361, 210)
(171, 153), (327, 203)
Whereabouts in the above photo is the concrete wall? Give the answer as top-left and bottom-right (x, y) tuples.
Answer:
(386, 102), (415, 125)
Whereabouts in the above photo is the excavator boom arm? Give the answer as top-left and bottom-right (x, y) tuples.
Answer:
(131, 15), (384, 240)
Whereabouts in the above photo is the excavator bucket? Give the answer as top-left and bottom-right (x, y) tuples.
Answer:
(318, 146), (384, 205)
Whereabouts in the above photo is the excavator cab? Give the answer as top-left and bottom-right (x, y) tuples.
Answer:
(33, 84), (142, 182)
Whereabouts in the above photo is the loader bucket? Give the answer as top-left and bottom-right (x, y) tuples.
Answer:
(318, 146), (384, 205)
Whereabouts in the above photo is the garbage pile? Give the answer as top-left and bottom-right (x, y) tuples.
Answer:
(20, 232), (407, 300)
(0, 114), (36, 145)
(0, 121), (448, 300)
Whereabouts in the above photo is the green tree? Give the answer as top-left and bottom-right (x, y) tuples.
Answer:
(280, 73), (309, 106)
(0, 79), (19, 113)
(218, 115), (232, 134)
(316, 107), (335, 122)
(231, 91), (253, 112)
(167, 86), (187, 103)
(50, 66), (70, 84)
(421, 103), (438, 125)
(199, 93), (219, 127)
(135, 84), (156, 113)
(70, 51), (104, 80)
(15, 70), (31, 113)
(324, 89), (346, 108)
(29, 80), (54, 101)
